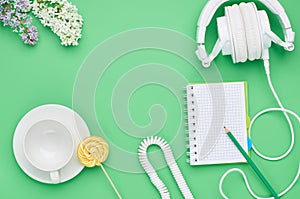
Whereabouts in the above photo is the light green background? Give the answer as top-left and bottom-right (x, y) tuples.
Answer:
(1, 0), (300, 198)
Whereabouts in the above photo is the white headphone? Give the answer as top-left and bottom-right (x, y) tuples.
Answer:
(195, 1), (300, 198)
(195, 0), (295, 68)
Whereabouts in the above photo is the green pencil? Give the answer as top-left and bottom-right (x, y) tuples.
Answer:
(224, 127), (279, 199)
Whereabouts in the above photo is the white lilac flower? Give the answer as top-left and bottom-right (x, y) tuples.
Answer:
(0, 0), (38, 45)
(31, 0), (83, 46)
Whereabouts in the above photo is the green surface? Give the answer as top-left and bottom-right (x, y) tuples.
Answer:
(1, 0), (300, 198)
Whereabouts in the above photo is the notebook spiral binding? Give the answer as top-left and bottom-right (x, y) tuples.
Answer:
(183, 87), (190, 164)
(138, 136), (194, 199)
(185, 85), (198, 165)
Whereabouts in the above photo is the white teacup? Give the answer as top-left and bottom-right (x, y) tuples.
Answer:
(23, 120), (74, 183)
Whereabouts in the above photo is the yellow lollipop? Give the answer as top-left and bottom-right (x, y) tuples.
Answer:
(77, 136), (109, 167)
(77, 136), (122, 199)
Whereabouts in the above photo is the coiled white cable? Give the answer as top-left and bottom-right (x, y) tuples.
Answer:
(138, 136), (194, 199)
(219, 2), (300, 198)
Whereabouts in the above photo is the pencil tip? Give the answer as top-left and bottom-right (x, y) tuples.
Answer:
(224, 127), (230, 133)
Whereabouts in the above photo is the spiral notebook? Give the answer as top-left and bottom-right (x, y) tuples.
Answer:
(186, 82), (250, 166)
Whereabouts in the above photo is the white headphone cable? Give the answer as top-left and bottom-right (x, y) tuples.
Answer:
(250, 62), (295, 161)
(219, 164), (300, 199)
(219, 53), (300, 198)
(219, 63), (300, 198)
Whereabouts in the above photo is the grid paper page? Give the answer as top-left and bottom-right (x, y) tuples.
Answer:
(186, 82), (248, 166)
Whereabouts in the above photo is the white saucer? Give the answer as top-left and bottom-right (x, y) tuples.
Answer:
(13, 104), (90, 184)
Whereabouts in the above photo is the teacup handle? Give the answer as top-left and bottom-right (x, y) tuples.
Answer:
(50, 170), (60, 183)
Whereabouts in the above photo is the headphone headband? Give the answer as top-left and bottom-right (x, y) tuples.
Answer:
(259, 0), (294, 42)
(197, 0), (228, 44)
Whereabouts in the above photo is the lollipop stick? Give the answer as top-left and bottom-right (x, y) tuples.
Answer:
(99, 164), (122, 199)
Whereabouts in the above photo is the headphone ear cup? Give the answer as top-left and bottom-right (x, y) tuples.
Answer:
(240, 2), (262, 61)
(226, 4), (247, 63)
